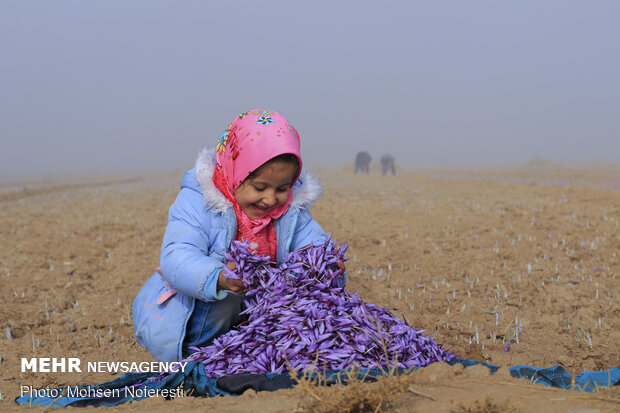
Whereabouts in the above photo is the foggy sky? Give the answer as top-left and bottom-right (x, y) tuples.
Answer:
(1, 1), (619, 177)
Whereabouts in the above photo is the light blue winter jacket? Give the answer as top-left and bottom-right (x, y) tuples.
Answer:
(132, 149), (328, 361)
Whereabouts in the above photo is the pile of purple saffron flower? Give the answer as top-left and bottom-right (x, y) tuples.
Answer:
(185, 237), (453, 377)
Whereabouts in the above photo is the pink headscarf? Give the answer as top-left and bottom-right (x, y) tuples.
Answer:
(213, 110), (302, 255)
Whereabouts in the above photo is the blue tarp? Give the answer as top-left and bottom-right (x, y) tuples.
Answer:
(16, 358), (620, 407)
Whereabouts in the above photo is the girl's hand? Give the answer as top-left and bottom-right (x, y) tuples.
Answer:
(217, 262), (246, 295)
(337, 260), (346, 273)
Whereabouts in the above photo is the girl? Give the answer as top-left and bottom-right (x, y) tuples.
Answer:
(132, 110), (342, 362)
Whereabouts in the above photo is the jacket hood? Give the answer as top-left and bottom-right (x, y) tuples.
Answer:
(189, 148), (323, 213)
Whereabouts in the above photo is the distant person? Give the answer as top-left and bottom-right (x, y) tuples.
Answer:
(354, 151), (371, 174)
(380, 154), (396, 176)
(132, 109), (345, 362)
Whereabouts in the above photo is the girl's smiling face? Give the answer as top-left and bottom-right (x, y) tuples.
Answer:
(233, 160), (298, 220)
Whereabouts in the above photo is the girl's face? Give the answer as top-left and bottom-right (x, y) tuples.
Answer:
(233, 160), (298, 220)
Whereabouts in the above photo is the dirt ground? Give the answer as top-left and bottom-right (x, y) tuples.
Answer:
(1, 163), (618, 412)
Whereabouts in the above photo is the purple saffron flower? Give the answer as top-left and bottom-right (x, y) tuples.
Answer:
(155, 237), (453, 379)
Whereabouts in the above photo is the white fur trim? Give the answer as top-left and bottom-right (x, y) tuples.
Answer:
(195, 148), (232, 213)
(194, 148), (322, 212)
(290, 170), (322, 210)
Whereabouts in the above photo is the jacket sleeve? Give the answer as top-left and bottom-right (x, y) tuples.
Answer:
(159, 188), (228, 301)
(290, 209), (347, 287)
(289, 208), (327, 250)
